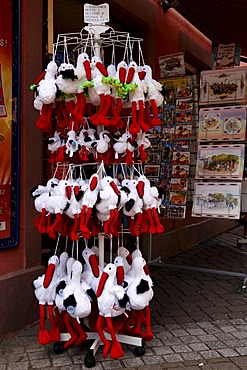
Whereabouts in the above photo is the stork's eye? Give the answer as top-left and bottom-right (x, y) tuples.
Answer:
(109, 267), (111, 270)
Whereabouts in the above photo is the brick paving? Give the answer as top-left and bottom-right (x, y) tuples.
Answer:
(2, 225), (247, 369)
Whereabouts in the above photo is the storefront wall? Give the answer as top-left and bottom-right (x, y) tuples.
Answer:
(0, 0), (237, 339)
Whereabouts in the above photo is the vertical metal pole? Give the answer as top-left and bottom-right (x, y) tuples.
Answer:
(148, 234), (152, 263)
(98, 233), (104, 268)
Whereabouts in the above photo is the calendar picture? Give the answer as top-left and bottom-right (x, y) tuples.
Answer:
(200, 67), (247, 104)
(192, 182), (241, 219)
(196, 144), (245, 179)
(198, 105), (246, 141)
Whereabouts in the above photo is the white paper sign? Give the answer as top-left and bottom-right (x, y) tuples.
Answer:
(84, 3), (109, 24)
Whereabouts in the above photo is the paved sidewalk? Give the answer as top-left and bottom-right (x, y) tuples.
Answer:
(2, 225), (247, 369)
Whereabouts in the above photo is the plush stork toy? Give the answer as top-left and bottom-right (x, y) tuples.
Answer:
(125, 256), (154, 341)
(31, 177), (59, 234)
(125, 61), (149, 135)
(96, 263), (130, 359)
(135, 130), (151, 162)
(113, 131), (134, 165)
(121, 178), (144, 236)
(45, 179), (71, 239)
(32, 61), (58, 133)
(32, 255), (60, 344)
(62, 260), (94, 348)
(137, 175), (164, 234)
(79, 173), (100, 239)
(89, 56), (120, 127)
(95, 176), (120, 237)
(142, 64), (164, 126)
(64, 179), (84, 241)
(117, 246), (133, 275)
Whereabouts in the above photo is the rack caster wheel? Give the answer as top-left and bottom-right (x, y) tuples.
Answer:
(53, 342), (64, 354)
(236, 285), (244, 294)
(84, 352), (96, 368)
(134, 340), (145, 357)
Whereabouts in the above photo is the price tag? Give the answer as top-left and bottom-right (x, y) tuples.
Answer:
(84, 3), (109, 24)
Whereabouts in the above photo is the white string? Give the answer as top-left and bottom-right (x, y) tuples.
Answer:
(136, 236), (139, 250)
(109, 235), (113, 263)
(54, 234), (60, 255)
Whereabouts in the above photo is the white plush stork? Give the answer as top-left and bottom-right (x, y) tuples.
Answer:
(125, 60), (149, 135)
(64, 179), (84, 241)
(45, 179), (71, 239)
(117, 246), (133, 275)
(79, 173), (100, 239)
(137, 175), (164, 234)
(95, 176), (120, 236)
(62, 260), (93, 348)
(125, 256), (154, 340)
(141, 64), (164, 126)
(33, 61), (58, 133)
(33, 255), (60, 345)
(81, 247), (101, 292)
(96, 263), (130, 359)
(31, 177), (59, 234)
(136, 130), (151, 162)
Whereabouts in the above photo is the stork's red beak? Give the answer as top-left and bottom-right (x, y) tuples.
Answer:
(143, 264), (150, 275)
(73, 185), (80, 196)
(119, 66), (126, 84)
(83, 59), (92, 81)
(65, 185), (72, 200)
(138, 70), (146, 80)
(126, 253), (133, 265)
(96, 271), (108, 297)
(43, 263), (55, 288)
(136, 180), (145, 199)
(96, 61), (108, 77)
(126, 66), (135, 83)
(90, 175), (98, 191)
(89, 254), (99, 278)
(110, 180), (120, 195)
(116, 265), (124, 285)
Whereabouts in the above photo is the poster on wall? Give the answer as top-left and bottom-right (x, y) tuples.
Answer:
(192, 182), (241, 219)
(0, 0), (20, 248)
(211, 43), (241, 69)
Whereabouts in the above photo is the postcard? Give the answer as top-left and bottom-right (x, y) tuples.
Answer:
(159, 52), (185, 78)
(172, 151), (190, 165)
(196, 144), (245, 180)
(171, 164), (189, 178)
(175, 124), (192, 138)
(176, 99), (193, 112)
(200, 67), (247, 104)
(192, 182), (241, 219)
(176, 86), (193, 99)
(169, 191), (187, 205)
(167, 205), (186, 219)
(144, 165), (160, 177)
(170, 178), (188, 191)
(175, 111), (193, 123)
(198, 105), (246, 141)
(174, 139), (191, 152)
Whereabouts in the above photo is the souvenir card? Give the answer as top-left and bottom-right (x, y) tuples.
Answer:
(198, 105), (246, 141)
(170, 178), (188, 191)
(147, 126), (162, 139)
(169, 191), (187, 205)
(196, 144), (245, 180)
(171, 164), (189, 178)
(172, 151), (190, 165)
(147, 177), (159, 187)
(149, 138), (161, 151)
(192, 182), (241, 219)
(144, 164), (160, 178)
(175, 124), (192, 138)
(160, 161), (172, 179)
(162, 124), (175, 136)
(200, 67), (247, 104)
(159, 52), (185, 78)
(164, 88), (176, 105)
(175, 111), (193, 123)
(161, 145), (172, 161)
(176, 86), (193, 99)
(167, 205), (186, 219)
(174, 138), (190, 152)
(145, 150), (161, 165)
(176, 99), (193, 112)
